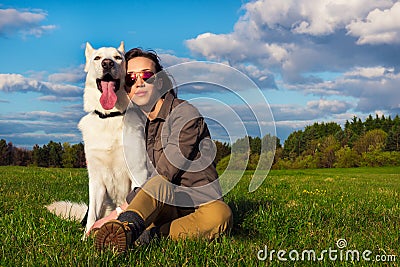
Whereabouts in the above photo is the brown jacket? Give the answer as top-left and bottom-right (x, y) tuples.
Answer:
(127, 91), (222, 205)
(147, 91), (218, 186)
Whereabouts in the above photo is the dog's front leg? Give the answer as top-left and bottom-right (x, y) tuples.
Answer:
(84, 178), (107, 238)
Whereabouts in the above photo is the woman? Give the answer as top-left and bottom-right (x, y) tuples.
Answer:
(93, 48), (232, 252)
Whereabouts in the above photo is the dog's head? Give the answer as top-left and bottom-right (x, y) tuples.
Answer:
(84, 42), (128, 112)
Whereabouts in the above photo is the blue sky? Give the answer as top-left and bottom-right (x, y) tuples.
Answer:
(1, 0), (400, 147)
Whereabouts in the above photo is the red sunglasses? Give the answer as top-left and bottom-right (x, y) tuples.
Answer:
(125, 71), (155, 87)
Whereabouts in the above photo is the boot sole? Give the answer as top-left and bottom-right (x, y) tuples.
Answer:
(94, 221), (131, 253)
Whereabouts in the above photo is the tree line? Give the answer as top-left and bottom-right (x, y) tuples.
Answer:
(1, 114), (399, 170)
(0, 140), (86, 168)
(216, 114), (400, 170)
(276, 114), (400, 169)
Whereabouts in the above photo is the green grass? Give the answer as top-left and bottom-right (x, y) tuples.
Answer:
(1, 166), (399, 266)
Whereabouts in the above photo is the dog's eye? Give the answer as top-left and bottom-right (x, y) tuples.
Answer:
(115, 56), (122, 60)
(94, 56), (101, 60)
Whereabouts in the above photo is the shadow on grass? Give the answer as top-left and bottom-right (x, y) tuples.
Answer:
(226, 198), (273, 239)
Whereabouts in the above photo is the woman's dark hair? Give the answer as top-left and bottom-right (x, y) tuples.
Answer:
(125, 48), (176, 97)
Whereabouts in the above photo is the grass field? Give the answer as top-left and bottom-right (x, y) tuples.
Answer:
(0, 166), (399, 266)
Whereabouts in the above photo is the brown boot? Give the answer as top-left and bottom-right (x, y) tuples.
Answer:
(95, 211), (145, 253)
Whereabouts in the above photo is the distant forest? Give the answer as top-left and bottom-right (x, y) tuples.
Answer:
(0, 141), (86, 168)
(1, 114), (399, 170)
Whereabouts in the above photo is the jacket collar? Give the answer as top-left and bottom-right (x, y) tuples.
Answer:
(153, 91), (175, 121)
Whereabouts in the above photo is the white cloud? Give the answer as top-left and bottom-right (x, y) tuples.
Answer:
(0, 73), (82, 97)
(234, 63), (277, 89)
(185, 0), (400, 86)
(23, 24), (56, 38)
(344, 66), (394, 78)
(275, 119), (317, 130)
(347, 2), (400, 44)
(184, 0), (400, 119)
(186, 0), (400, 73)
(0, 8), (56, 37)
(47, 65), (86, 83)
(186, 33), (243, 61)
(37, 95), (81, 102)
(0, 129), (82, 147)
(186, 32), (292, 67)
(286, 66), (400, 114)
(270, 100), (352, 122)
(47, 72), (84, 84)
(159, 53), (193, 67)
(0, 8), (45, 29)
(243, 0), (393, 36)
(0, 106), (84, 147)
(306, 99), (354, 114)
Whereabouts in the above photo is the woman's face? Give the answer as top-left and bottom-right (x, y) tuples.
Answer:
(126, 56), (162, 112)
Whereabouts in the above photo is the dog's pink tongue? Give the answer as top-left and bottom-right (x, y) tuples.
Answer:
(99, 81), (117, 110)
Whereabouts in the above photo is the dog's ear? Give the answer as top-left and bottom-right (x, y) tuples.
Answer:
(118, 41), (125, 54)
(84, 42), (95, 72)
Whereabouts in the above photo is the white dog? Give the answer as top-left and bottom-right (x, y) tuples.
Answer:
(47, 42), (150, 237)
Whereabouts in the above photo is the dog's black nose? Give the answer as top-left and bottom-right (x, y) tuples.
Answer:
(101, 59), (114, 70)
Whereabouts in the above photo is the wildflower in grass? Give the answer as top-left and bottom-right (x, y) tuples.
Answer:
(302, 189), (327, 196)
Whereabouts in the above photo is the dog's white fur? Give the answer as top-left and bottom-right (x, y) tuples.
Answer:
(47, 42), (149, 236)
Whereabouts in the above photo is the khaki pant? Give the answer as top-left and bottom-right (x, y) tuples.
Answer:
(126, 175), (233, 240)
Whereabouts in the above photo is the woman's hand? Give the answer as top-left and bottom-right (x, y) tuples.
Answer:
(86, 202), (129, 236)
(87, 214), (115, 236)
